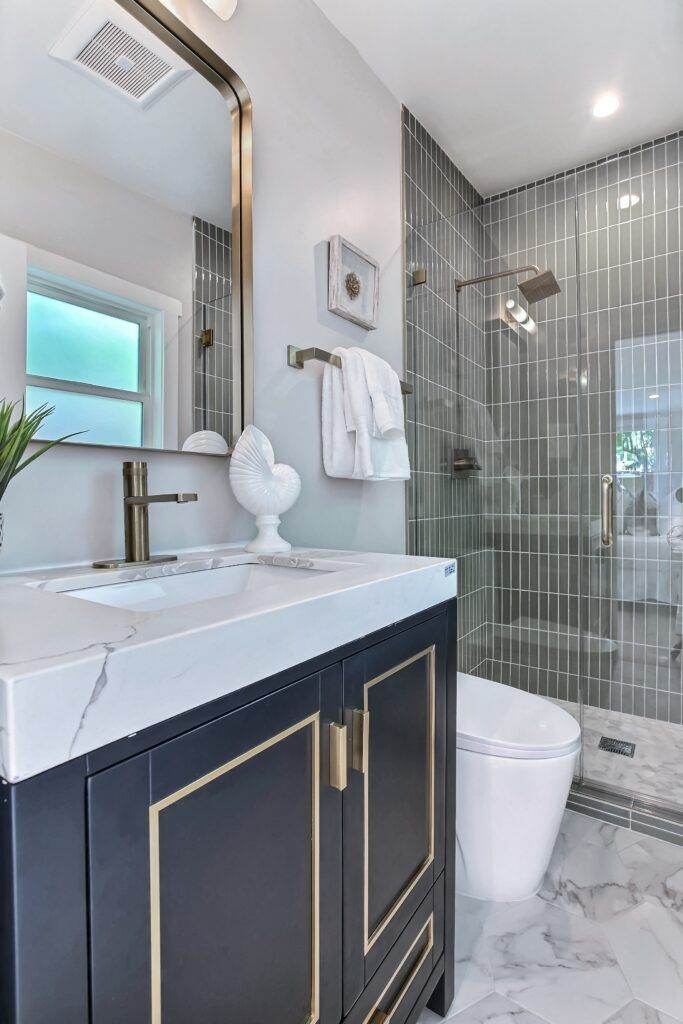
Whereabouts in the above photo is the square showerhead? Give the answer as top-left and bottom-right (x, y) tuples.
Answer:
(518, 270), (561, 304)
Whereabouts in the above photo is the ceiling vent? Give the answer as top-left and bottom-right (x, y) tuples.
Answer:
(49, 0), (190, 109)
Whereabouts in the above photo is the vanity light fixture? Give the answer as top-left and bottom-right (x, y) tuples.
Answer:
(200, 0), (238, 18)
(592, 92), (620, 118)
(505, 298), (537, 335)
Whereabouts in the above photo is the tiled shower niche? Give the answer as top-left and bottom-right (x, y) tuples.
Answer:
(403, 111), (683, 727)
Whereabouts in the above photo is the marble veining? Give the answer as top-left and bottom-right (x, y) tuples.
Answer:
(605, 1002), (682, 1024)
(422, 992), (549, 1024)
(618, 838), (683, 918)
(0, 545), (457, 781)
(604, 901), (683, 1020)
(485, 896), (632, 1024)
(539, 836), (643, 922)
(420, 810), (683, 1024)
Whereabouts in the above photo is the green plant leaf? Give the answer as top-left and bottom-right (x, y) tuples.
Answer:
(0, 399), (83, 503)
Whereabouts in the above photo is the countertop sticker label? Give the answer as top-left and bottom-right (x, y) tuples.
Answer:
(444, 563), (456, 577)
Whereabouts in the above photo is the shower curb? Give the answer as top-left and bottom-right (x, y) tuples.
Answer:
(567, 780), (683, 847)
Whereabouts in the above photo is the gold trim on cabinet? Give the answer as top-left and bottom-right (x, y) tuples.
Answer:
(352, 709), (370, 774)
(363, 915), (434, 1024)
(149, 713), (320, 1024)
(329, 723), (348, 791)
(363, 646), (436, 954)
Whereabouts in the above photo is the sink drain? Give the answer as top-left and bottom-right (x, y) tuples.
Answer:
(599, 735), (636, 758)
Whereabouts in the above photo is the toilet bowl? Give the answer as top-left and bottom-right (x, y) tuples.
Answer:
(456, 673), (581, 902)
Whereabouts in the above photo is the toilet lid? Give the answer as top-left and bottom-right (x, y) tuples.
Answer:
(457, 673), (582, 759)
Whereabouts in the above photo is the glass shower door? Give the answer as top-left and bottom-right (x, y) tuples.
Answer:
(577, 140), (683, 801)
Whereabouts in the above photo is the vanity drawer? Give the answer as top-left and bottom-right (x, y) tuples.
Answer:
(344, 885), (442, 1024)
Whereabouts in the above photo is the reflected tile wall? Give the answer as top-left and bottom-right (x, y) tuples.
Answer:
(193, 217), (233, 443)
(483, 132), (683, 724)
(402, 108), (491, 673)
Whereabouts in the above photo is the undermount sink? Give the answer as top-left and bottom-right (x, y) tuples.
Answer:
(56, 561), (332, 613)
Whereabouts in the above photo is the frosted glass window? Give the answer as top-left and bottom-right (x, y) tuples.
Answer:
(27, 291), (140, 391)
(26, 386), (143, 448)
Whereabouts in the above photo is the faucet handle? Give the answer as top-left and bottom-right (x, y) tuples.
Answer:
(125, 493), (198, 507)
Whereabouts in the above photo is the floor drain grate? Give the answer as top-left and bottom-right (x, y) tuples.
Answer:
(599, 735), (636, 758)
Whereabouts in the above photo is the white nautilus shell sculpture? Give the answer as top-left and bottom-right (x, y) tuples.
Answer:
(229, 425), (301, 553)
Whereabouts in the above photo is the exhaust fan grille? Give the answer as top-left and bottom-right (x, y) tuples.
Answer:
(76, 21), (173, 100)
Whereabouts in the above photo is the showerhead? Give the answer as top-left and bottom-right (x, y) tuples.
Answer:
(518, 269), (561, 304)
(456, 264), (562, 302)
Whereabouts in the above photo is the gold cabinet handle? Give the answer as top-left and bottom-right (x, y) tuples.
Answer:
(329, 723), (348, 791)
(352, 709), (370, 774)
(601, 474), (614, 547)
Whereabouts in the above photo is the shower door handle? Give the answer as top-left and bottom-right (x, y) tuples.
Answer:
(601, 474), (614, 547)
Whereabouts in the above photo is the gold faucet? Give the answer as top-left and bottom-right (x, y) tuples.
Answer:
(93, 461), (198, 569)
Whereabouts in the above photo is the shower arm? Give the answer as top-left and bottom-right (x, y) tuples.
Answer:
(455, 264), (540, 291)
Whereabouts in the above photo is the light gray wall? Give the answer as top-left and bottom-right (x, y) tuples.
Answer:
(0, 128), (194, 306)
(0, 0), (405, 571)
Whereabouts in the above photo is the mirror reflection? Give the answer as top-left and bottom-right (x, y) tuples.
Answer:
(0, 0), (239, 454)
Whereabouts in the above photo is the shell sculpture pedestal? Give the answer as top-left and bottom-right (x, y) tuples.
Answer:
(229, 426), (301, 554)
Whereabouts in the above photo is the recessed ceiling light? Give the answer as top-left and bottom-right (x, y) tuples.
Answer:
(618, 193), (640, 210)
(592, 92), (620, 118)
(649, 393), (660, 400)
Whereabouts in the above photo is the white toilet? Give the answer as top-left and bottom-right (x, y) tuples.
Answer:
(456, 673), (581, 902)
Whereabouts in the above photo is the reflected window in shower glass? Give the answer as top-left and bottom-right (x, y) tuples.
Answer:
(615, 430), (656, 475)
(25, 386), (143, 448)
(27, 290), (141, 391)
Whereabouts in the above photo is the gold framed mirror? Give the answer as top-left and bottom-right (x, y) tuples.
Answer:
(0, 0), (253, 455)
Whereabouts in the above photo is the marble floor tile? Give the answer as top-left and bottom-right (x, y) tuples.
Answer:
(539, 837), (643, 922)
(603, 900), (683, 1021)
(450, 895), (496, 1014)
(617, 835), (683, 921)
(485, 896), (632, 1024)
(418, 896), (497, 1024)
(554, 809), (641, 856)
(425, 811), (683, 1024)
(603, 1000), (682, 1024)
(446, 992), (550, 1023)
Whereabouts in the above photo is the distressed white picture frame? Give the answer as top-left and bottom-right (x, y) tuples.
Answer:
(328, 235), (379, 331)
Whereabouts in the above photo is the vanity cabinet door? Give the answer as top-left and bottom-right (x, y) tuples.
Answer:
(87, 668), (343, 1024)
(341, 614), (447, 1013)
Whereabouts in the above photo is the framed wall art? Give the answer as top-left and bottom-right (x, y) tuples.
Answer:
(327, 234), (379, 330)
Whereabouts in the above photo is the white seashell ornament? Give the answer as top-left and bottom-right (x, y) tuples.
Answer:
(229, 425), (301, 553)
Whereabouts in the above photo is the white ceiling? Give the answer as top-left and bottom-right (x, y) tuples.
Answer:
(0, 0), (232, 227)
(312, 0), (683, 196)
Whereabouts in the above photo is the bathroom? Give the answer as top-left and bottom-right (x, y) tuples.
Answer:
(0, 0), (681, 1022)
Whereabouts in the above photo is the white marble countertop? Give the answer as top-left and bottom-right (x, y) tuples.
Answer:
(0, 545), (457, 782)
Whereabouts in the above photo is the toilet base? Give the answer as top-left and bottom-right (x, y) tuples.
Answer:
(455, 744), (578, 903)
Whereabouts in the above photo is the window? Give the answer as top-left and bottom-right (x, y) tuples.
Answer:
(25, 271), (161, 448)
(615, 430), (656, 475)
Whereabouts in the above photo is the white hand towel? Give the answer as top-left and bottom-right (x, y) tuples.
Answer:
(351, 347), (405, 438)
(322, 347), (410, 481)
(322, 347), (356, 478)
